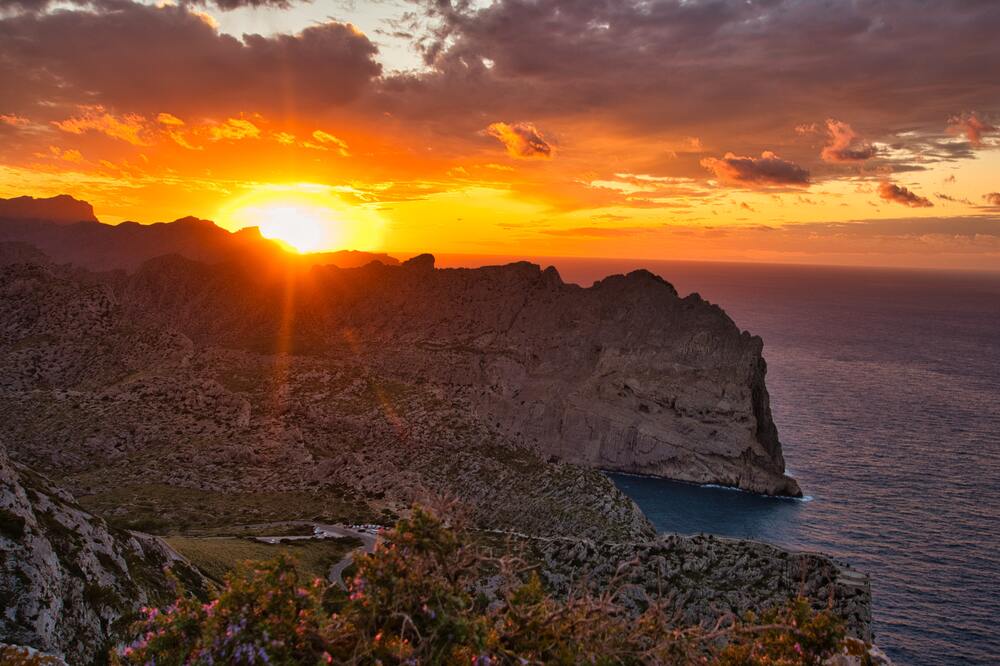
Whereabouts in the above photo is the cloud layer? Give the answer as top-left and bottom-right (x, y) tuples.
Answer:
(0, 3), (380, 118)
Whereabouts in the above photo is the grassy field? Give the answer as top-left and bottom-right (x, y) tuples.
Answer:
(164, 535), (362, 584)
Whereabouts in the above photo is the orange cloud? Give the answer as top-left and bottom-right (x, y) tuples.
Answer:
(700, 151), (809, 187)
(208, 118), (260, 141)
(485, 122), (553, 159)
(308, 130), (350, 156)
(0, 114), (29, 127)
(156, 112), (185, 127)
(48, 146), (84, 163)
(947, 112), (995, 146)
(53, 106), (150, 146)
(878, 181), (933, 208)
(821, 119), (877, 162)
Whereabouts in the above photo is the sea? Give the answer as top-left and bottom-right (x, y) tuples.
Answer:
(437, 255), (1000, 666)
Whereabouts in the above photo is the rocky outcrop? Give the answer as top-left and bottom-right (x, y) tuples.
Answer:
(536, 533), (871, 640)
(0, 444), (206, 664)
(120, 253), (800, 495)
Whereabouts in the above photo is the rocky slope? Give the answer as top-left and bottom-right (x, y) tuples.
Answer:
(121, 253), (800, 495)
(534, 533), (871, 640)
(0, 253), (654, 542)
(0, 443), (206, 665)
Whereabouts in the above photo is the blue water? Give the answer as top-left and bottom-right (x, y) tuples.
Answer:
(442, 256), (1000, 666)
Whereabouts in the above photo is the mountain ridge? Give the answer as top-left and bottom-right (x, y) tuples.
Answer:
(0, 194), (397, 272)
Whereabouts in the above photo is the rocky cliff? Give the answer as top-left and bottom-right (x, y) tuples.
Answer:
(0, 443), (206, 664)
(120, 253), (800, 495)
(0, 253), (655, 542)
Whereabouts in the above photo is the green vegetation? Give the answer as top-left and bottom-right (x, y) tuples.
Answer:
(77, 483), (376, 534)
(163, 535), (360, 584)
(114, 508), (854, 665)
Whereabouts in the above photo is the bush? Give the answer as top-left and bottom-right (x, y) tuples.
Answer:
(113, 508), (850, 665)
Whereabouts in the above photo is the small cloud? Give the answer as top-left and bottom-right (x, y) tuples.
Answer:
(485, 121), (553, 159)
(310, 129), (350, 156)
(47, 146), (84, 163)
(273, 132), (296, 146)
(947, 112), (996, 147)
(156, 112), (185, 126)
(878, 181), (933, 208)
(54, 105), (149, 146)
(984, 193), (1000, 207)
(700, 151), (810, 187)
(944, 174), (956, 184)
(0, 114), (29, 127)
(935, 193), (972, 205)
(821, 119), (877, 162)
(795, 122), (820, 134)
(209, 118), (260, 141)
(740, 202), (755, 212)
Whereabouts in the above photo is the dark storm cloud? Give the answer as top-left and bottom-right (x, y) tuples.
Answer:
(878, 182), (933, 208)
(700, 151), (810, 187)
(0, 2), (379, 117)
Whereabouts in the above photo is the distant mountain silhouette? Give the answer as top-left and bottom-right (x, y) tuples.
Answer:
(0, 194), (398, 271)
(0, 194), (98, 224)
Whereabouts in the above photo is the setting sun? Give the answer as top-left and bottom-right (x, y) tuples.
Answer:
(256, 205), (328, 253)
(215, 187), (385, 253)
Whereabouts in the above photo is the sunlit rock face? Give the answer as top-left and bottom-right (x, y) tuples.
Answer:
(120, 252), (800, 496)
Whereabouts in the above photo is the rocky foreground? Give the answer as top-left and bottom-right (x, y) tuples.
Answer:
(0, 443), (207, 664)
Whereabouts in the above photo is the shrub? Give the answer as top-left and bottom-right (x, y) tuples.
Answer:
(113, 508), (850, 665)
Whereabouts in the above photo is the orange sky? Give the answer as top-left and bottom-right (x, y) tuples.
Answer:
(1, 0), (999, 269)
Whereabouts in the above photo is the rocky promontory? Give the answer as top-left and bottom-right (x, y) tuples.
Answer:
(120, 252), (800, 496)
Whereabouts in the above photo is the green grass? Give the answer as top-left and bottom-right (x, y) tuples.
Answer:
(164, 535), (362, 584)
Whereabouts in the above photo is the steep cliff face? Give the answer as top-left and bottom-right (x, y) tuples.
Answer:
(117, 253), (800, 495)
(369, 259), (799, 495)
(0, 444), (206, 664)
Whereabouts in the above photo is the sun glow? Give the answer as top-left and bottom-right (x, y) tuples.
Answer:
(216, 187), (385, 253)
(256, 205), (328, 253)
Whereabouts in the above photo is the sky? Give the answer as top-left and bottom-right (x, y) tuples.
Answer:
(1, 0), (999, 269)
